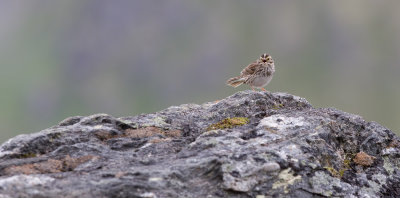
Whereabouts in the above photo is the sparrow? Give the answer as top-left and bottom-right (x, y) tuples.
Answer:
(226, 53), (275, 91)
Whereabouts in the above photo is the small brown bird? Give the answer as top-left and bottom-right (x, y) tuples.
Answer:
(226, 53), (275, 91)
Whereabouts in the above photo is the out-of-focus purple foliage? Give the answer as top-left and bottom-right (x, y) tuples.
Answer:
(0, 1), (399, 143)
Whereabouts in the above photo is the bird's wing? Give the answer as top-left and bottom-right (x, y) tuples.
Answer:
(240, 62), (260, 76)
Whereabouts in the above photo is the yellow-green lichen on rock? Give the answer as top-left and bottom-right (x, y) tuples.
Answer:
(206, 117), (249, 131)
(322, 152), (354, 178)
(324, 166), (347, 178)
(272, 103), (284, 110)
(18, 152), (37, 159)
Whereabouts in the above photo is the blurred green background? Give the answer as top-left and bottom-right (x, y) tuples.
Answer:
(1, 1), (399, 144)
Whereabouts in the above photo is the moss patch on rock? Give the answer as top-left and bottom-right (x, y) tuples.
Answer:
(206, 117), (249, 131)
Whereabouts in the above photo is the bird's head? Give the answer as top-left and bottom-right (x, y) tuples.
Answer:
(260, 53), (272, 63)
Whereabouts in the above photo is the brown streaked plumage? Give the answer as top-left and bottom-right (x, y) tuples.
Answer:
(226, 53), (275, 91)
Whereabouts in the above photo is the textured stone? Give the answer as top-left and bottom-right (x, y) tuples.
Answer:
(0, 91), (399, 197)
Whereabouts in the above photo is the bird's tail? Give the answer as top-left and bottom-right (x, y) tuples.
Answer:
(226, 76), (245, 87)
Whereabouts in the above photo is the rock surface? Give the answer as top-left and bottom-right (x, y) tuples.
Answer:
(0, 91), (399, 197)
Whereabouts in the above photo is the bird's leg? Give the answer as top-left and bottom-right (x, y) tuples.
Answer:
(251, 86), (255, 91)
(261, 87), (266, 92)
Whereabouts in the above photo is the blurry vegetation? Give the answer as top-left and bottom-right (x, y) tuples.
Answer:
(0, 1), (400, 143)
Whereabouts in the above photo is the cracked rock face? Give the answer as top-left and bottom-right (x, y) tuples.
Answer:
(0, 91), (399, 197)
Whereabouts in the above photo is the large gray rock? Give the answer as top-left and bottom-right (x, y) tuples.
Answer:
(0, 91), (399, 197)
